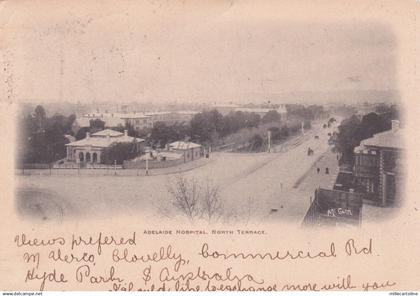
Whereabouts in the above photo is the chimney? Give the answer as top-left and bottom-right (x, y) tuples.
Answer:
(124, 129), (128, 136)
(391, 120), (400, 132)
(86, 132), (90, 139)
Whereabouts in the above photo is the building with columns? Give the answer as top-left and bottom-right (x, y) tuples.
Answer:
(65, 129), (145, 164)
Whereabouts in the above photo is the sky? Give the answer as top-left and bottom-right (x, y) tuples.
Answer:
(0, 1), (404, 105)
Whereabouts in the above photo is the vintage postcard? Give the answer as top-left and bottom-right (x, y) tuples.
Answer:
(0, 0), (419, 292)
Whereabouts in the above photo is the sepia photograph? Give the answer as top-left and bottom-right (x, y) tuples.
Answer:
(10, 3), (404, 227)
(2, 0), (420, 292)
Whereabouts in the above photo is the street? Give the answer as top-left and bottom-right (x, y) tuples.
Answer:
(16, 122), (338, 224)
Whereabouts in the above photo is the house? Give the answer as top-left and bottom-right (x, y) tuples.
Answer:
(353, 120), (404, 206)
(168, 141), (203, 162)
(65, 129), (145, 164)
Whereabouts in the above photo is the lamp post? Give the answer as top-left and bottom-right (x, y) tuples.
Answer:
(145, 149), (149, 176)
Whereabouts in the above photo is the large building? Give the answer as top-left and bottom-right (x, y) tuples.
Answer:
(120, 113), (153, 130)
(65, 129), (145, 164)
(353, 120), (404, 206)
(145, 111), (198, 126)
(72, 110), (198, 134)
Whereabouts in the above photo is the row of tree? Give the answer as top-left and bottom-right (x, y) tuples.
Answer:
(18, 103), (326, 164)
(147, 109), (281, 148)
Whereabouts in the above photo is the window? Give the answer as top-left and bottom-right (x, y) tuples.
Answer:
(366, 179), (375, 193)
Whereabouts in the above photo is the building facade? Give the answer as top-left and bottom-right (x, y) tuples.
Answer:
(353, 120), (403, 206)
(73, 110), (198, 134)
(168, 141), (203, 162)
(65, 129), (145, 164)
(120, 113), (153, 130)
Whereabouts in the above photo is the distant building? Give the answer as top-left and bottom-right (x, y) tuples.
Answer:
(235, 105), (287, 118)
(72, 113), (125, 134)
(120, 113), (153, 130)
(73, 110), (198, 134)
(168, 141), (203, 162)
(212, 104), (287, 118)
(65, 129), (145, 164)
(145, 110), (198, 125)
(211, 104), (240, 115)
(353, 120), (404, 206)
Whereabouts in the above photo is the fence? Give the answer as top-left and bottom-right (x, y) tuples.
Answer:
(123, 158), (184, 169)
(19, 163), (51, 169)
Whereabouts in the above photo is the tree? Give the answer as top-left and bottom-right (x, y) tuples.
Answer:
(75, 127), (91, 140)
(262, 110), (281, 124)
(167, 175), (200, 221)
(89, 119), (105, 132)
(280, 125), (290, 138)
(101, 142), (140, 165)
(150, 122), (176, 148)
(201, 178), (223, 223)
(335, 111), (396, 166)
(335, 115), (362, 165)
(190, 110), (223, 145)
(34, 105), (46, 131)
(375, 103), (399, 120)
(166, 176), (224, 223)
(249, 134), (264, 151)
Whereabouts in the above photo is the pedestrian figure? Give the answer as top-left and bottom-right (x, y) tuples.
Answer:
(325, 167), (329, 174)
(317, 167), (320, 174)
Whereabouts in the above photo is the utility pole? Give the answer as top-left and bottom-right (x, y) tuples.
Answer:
(267, 130), (271, 153)
(114, 159), (117, 175)
(145, 150), (149, 176)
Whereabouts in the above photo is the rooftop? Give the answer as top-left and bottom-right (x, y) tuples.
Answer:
(91, 129), (123, 137)
(169, 141), (202, 150)
(357, 129), (403, 151)
(66, 129), (144, 148)
(355, 120), (403, 151)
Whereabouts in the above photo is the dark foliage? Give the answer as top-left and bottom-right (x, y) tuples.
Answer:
(18, 105), (76, 164)
(101, 142), (140, 165)
(335, 105), (399, 166)
(89, 119), (105, 132)
(262, 110), (281, 124)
